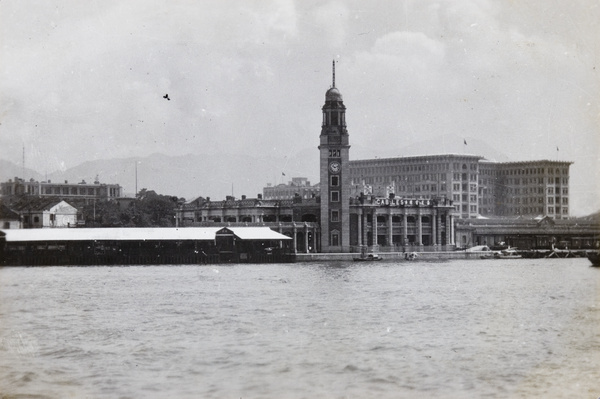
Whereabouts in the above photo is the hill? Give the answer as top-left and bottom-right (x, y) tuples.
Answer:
(0, 150), (319, 201)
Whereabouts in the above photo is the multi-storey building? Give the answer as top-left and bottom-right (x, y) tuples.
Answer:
(349, 154), (483, 219)
(345, 156), (571, 220)
(1, 177), (122, 202)
(263, 177), (319, 200)
(479, 160), (572, 219)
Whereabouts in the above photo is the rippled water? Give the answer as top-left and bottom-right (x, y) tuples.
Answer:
(1, 258), (599, 398)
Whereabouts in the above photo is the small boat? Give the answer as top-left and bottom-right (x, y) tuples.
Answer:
(587, 251), (600, 267)
(481, 248), (522, 259)
(353, 253), (382, 262)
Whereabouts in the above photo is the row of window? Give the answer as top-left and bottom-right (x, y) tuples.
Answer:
(454, 204), (478, 213)
(499, 206), (569, 215)
(452, 194), (478, 203)
(504, 177), (568, 185)
(502, 167), (568, 176)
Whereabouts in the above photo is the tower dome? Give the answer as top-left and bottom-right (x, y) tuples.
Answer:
(325, 87), (343, 102)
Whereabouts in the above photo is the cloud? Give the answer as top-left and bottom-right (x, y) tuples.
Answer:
(312, 1), (350, 47)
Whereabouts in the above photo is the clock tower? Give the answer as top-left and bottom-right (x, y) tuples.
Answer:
(319, 61), (350, 252)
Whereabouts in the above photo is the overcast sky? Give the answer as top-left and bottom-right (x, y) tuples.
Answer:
(1, 0), (598, 215)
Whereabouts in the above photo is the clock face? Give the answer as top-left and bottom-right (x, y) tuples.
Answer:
(329, 161), (341, 174)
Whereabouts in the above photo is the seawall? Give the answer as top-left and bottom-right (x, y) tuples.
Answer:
(294, 251), (492, 262)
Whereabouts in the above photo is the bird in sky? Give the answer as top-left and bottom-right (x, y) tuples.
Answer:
(163, 94), (170, 101)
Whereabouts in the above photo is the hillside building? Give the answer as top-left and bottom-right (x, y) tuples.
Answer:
(263, 177), (319, 200)
(1, 177), (122, 202)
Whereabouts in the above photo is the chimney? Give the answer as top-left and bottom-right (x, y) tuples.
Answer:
(257, 194), (262, 199)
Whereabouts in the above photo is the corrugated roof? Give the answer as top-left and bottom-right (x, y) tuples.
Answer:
(9, 198), (76, 212)
(0, 204), (20, 220)
(227, 227), (291, 240)
(0, 226), (291, 242)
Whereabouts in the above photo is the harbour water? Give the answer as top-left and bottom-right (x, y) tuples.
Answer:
(1, 258), (598, 398)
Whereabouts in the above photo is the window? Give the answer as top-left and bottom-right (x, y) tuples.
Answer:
(331, 231), (340, 247)
(331, 112), (339, 125)
(331, 210), (339, 222)
(331, 176), (339, 186)
(330, 191), (339, 202)
(34, 216), (40, 223)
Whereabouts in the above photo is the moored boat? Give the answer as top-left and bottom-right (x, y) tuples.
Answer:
(353, 253), (382, 262)
(587, 251), (600, 267)
(481, 248), (522, 259)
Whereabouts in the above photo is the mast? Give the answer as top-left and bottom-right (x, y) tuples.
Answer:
(332, 59), (335, 88)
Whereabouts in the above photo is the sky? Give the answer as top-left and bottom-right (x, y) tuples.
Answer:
(1, 0), (599, 215)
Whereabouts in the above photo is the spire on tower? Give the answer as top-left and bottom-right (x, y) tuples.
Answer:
(332, 59), (336, 88)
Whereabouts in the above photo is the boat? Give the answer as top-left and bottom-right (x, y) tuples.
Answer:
(353, 253), (382, 262)
(481, 248), (522, 259)
(587, 251), (600, 267)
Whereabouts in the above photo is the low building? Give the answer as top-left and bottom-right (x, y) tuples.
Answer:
(454, 216), (599, 250)
(0, 204), (21, 229)
(9, 198), (79, 228)
(349, 194), (456, 251)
